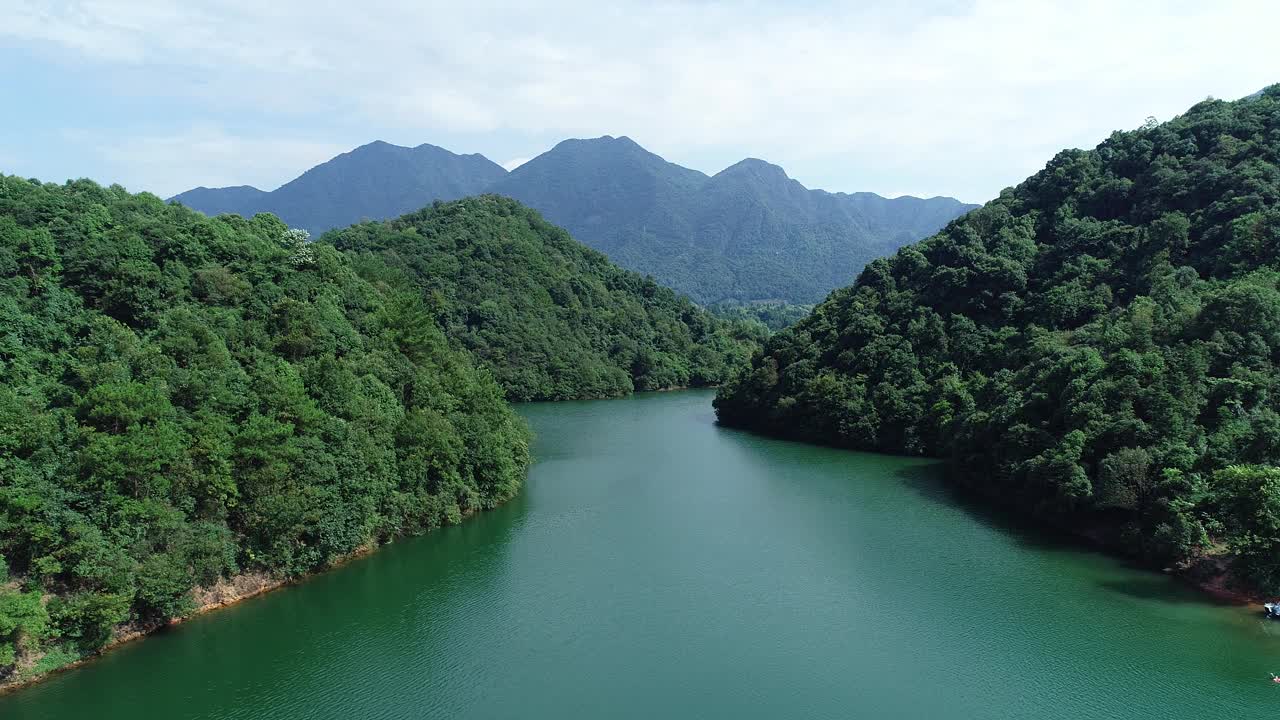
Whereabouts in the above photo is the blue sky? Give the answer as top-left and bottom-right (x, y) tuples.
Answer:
(2, 0), (1277, 204)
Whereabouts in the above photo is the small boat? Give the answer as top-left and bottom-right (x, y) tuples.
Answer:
(1265, 603), (1280, 619)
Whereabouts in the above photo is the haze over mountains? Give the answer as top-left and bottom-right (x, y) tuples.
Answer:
(171, 137), (976, 304)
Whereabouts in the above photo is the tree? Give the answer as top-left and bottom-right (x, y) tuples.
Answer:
(1211, 465), (1280, 592)
(0, 586), (49, 669)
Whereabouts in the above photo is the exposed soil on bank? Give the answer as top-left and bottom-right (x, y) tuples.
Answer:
(1070, 524), (1264, 606)
(0, 543), (384, 695)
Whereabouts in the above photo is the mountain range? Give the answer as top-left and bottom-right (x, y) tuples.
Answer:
(171, 137), (977, 304)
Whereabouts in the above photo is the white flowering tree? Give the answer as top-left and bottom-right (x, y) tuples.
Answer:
(281, 228), (315, 267)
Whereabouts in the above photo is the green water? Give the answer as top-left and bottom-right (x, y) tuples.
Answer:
(5, 390), (1280, 719)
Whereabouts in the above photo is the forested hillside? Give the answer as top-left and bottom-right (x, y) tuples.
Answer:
(717, 87), (1280, 591)
(327, 195), (761, 401)
(0, 177), (530, 681)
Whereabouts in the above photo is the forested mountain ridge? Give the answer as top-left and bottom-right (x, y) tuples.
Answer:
(170, 141), (507, 236)
(326, 195), (762, 401)
(0, 176), (530, 683)
(490, 137), (976, 304)
(171, 137), (976, 304)
(716, 86), (1280, 591)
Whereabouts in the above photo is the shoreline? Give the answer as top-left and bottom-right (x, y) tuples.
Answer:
(0, 387), (710, 695)
(0, 547), (369, 696)
(717, 416), (1273, 612)
(516, 383), (715, 403)
(1079, 527), (1265, 607)
(0, 576), (289, 696)
(1060, 522), (1264, 606)
(0, 509), (479, 696)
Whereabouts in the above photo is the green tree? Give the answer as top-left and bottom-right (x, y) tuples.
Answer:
(1211, 466), (1280, 592)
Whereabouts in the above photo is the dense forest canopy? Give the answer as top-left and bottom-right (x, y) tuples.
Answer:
(707, 301), (814, 332)
(0, 177), (530, 680)
(326, 195), (762, 401)
(717, 87), (1280, 590)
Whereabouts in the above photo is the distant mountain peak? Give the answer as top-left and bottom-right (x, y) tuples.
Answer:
(170, 142), (507, 234)
(168, 184), (268, 216)
(715, 157), (791, 181)
(722, 157), (785, 172)
(547, 135), (645, 154)
(344, 140), (449, 155)
(186, 184), (263, 193)
(583, 134), (636, 144)
(506, 135), (708, 191)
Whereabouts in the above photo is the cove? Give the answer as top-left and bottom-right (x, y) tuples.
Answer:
(4, 389), (1280, 719)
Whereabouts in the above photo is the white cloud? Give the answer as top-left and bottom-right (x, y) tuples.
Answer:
(78, 127), (347, 197)
(3, 0), (1278, 201)
(501, 157), (530, 171)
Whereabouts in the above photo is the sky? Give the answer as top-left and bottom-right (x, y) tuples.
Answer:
(1, 1), (1277, 204)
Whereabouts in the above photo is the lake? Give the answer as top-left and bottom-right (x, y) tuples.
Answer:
(4, 389), (1279, 718)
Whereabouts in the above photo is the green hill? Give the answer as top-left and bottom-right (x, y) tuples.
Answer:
(326, 195), (762, 401)
(716, 86), (1280, 590)
(0, 176), (529, 680)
